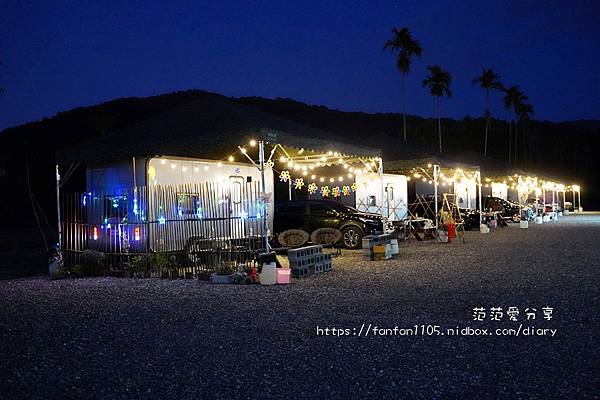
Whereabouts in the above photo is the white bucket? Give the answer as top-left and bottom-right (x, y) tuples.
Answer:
(259, 262), (277, 285)
(390, 239), (399, 255)
(479, 224), (489, 234)
(564, 210), (570, 216)
(438, 230), (449, 242)
(535, 216), (543, 224)
(543, 215), (550, 223)
(519, 220), (529, 229)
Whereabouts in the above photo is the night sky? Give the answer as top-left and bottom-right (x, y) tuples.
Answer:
(1, 1), (599, 131)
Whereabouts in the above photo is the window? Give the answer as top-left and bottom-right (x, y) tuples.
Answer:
(177, 193), (200, 217)
(386, 186), (394, 201)
(284, 203), (307, 215)
(103, 195), (128, 220)
(309, 203), (335, 217)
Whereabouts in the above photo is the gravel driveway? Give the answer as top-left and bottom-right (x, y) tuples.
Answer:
(1, 213), (599, 399)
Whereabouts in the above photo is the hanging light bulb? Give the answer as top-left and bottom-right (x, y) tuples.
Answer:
(228, 156), (234, 162)
(249, 139), (257, 147)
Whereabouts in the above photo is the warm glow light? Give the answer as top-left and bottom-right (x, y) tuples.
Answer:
(228, 156), (234, 162)
(170, 163), (176, 169)
(182, 166), (187, 172)
(249, 139), (257, 147)
(160, 159), (166, 165)
(330, 178), (335, 183)
(338, 176), (343, 182)
(320, 177), (325, 182)
(194, 167), (199, 172)
(279, 156), (286, 162)
(217, 162), (223, 167)
(241, 148), (247, 154)
(348, 173), (353, 178)
(204, 166), (209, 171)
(311, 175), (316, 180)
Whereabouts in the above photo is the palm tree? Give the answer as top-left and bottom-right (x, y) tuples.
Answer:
(383, 27), (423, 142)
(515, 102), (534, 167)
(473, 69), (502, 158)
(422, 65), (452, 153)
(502, 85), (527, 165)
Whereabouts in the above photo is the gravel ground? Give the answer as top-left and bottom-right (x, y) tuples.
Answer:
(1, 213), (599, 399)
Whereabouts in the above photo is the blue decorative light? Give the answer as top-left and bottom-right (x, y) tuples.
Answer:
(158, 217), (166, 225)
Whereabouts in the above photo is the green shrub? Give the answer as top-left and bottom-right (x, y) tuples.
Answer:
(70, 264), (86, 278)
(81, 249), (105, 267)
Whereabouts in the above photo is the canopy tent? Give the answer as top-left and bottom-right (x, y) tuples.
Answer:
(55, 92), (383, 252)
(451, 151), (584, 214)
(384, 156), (483, 229)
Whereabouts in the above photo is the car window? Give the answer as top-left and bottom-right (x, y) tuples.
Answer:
(309, 203), (335, 217)
(284, 204), (307, 215)
(327, 202), (359, 213)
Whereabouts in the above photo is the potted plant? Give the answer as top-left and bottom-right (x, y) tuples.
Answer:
(210, 262), (236, 284)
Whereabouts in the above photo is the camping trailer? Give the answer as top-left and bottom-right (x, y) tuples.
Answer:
(85, 156), (274, 253)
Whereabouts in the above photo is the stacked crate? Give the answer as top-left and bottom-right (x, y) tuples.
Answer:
(288, 245), (333, 278)
(362, 234), (396, 261)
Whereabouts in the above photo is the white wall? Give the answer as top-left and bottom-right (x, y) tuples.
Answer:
(355, 173), (408, 220)
(491, 182), (508, 200)
(454, 179), (477, 209)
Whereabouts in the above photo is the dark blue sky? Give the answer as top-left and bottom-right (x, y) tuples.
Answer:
(1, 0), (598, 131)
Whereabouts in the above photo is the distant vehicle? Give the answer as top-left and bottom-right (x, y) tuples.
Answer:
(483, 196), (522, 222)
(460, 208), (481, 230)
(274, 200), (384, 249)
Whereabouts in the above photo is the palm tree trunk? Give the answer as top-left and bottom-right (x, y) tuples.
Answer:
(402, 73), (407, 142)
(437, 96), (442, 153)
(508, 120), (512, 163)
(484, 89), (490, 158)
(514, 117), (518, 167)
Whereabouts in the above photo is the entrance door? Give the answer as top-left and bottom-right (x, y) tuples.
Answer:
(229, 176), (245, 238)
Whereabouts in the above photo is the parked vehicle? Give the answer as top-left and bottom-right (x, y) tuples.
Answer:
(483, 196), (522, 222)
(460, 208), (481, 230)
(274, 200), (384, 249)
